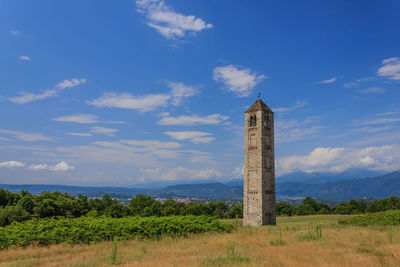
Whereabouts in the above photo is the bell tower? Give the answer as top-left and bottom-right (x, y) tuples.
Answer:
(243, 98), (276, 226)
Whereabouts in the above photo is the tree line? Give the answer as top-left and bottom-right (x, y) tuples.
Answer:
(0, 188), (242, 226)
(2, 187), (400, 227)
(276, 195), (400, 216)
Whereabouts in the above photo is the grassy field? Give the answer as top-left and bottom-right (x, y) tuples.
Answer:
(1, 215), (400, 266)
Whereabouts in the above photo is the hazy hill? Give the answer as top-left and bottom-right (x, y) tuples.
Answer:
(277, 170), (400, 200)
(2, 170), (400, 201)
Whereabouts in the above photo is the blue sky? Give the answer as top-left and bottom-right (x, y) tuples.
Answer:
(1, 0), (400, 186)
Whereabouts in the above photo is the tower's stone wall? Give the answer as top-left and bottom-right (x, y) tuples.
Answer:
(243, 99), (276, 226)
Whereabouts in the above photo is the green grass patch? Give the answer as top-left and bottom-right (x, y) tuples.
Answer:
(0, 216), (233, 249)
(277, 215), (341, 226)
(200, 241), (250, 266)
(339, 210), (400, 226)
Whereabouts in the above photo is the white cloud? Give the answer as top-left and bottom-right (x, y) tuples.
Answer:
(158, 113), (229, 126)
(68, 132), (93, 137)
(377, 57), (400, 80)
(10, 30), (20, 36)
(91, 127), (118, 136)
(232, 165), (244, 178)
(375, 111), (400, 116)
(213, 65), (267, 97)
(0, 161), (25, 168)
(358, 117), (400, 126)
(88, 81), (198, 112)
(0, 130), (52, 142)
(28, 161), (75, 172)
(188, 155), (213, 163)
(344, 77), (376, 88)
(53, 114), (99, 124)
(136, 0), (213, 40)
(314, 77), (336, 84)
(164, 131), (214, 143)
(168, 82), (199, 106)
(9, 78), (86, 104)
(19, 56), (31, 61)
(9, 90), (58, 104)
(56, 78), (86, 89)
(357, 87), (385, 94)
(88, 93), (171, 112)
(274, 101), (308, 113)
(53, 114), (125, 124)
(277, 144), (400, 176)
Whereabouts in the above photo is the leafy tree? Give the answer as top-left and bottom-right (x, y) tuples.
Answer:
(302, 197), (320, 213)
(226, 204), (243, 218)
(295, 204), (316, 215)
(18, 195), (35, 214)
(0, 205), (31, 226)
(129, 194), (157, 216)
(276, 202), (295, 216)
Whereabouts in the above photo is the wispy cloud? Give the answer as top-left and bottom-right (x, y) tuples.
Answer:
(88, 81), (198, 112)
(88, 93), (171, 112)
(68, 132), (92, 137)
(357, 87), (385, 94)
(90, 127), (118, 136)
(168, 82), (200, 106)
(158, 113), (229, 126)
(136, 0), (213, 40)
(375, 111), (400, 116)
(273, 101), (308, 113)
(377, 57), (400, 80)
(9, 78), (86, 104)
(314, 77), (337, 84)
(53, 114), (125, 124)
(213, 65), (267, 97)
(276, 117), (325, 144)
(10, 30), (20, 36)
(164, 131), (214, 144)
(0, 161), (25, 168)
(277, 144), (400, 176)
(28, 161), (75, 171)
(0, 130), (52, 142)
(358, 117), (400, 126)
(53, 114), (100, 124)
(344, 77), (376, 88)
(19, 56), (31, 61)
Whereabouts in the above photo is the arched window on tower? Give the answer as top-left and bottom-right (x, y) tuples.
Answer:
(249, 115), (256, 127)
(264, 115), (269, 127)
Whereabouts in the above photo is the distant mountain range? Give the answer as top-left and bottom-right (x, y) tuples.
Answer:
(1, 170), (400, 201)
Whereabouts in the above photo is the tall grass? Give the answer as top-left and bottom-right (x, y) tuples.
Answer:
(110, 237), (118, 264)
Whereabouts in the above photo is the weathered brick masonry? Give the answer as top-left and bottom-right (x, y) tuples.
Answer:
(243, 99), (276, 226)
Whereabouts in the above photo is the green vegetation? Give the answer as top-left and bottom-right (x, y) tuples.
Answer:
(339, 210), (400, 226)
(0, 216), (233, 249)
(110, 237), (118, 264)
(0, 188), (243, 226)
(200, 241), (250, 265)
(270, 230), (286, 246)
(297, 223), (322, 241)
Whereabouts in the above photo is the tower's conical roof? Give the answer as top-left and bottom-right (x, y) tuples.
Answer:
(245, 99), (273, 113)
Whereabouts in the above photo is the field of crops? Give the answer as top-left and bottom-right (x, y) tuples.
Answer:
(0, 216), (233, 249)
(2, 213), (400, 266)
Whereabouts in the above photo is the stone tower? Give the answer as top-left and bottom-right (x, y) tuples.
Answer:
(243, 99), (276, 226)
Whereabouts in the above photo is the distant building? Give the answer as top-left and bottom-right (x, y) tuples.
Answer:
(243, 99), (276, 226)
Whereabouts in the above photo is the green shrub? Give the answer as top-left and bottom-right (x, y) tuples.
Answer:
(0, 215), (233, 249)
(0, 206), (31, 226)
(339, 210), (400, 226)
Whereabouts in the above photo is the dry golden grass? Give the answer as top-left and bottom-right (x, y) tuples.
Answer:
(1, 215), (400, 267)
